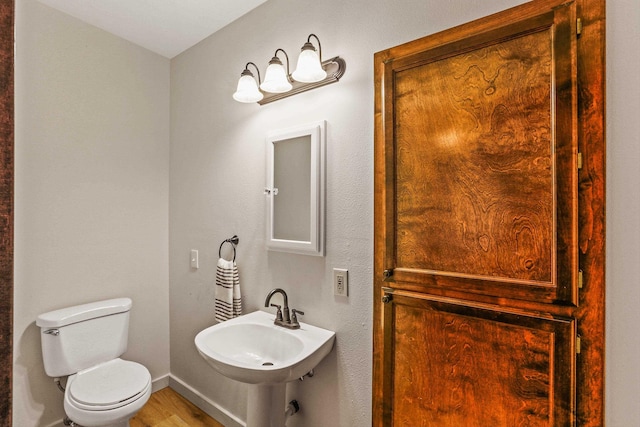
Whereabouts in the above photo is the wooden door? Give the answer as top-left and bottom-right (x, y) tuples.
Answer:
(0, 0), (14, 425)
(373, 0), (605, 426)
(381, 291), (575, 426)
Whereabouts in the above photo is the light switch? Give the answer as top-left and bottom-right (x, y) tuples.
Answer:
(190, 249), (199, 269)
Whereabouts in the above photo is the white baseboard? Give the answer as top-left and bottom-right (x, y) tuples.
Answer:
(169, 374), (246, 427)
(152, 373), (171, 392)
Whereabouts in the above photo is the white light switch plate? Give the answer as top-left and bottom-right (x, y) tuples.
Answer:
(190, 249), (199, 269)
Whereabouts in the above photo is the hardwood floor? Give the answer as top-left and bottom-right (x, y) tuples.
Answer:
(131, 387), (225, 427)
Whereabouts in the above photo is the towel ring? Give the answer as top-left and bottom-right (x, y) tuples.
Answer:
(219, 235), (239, 261)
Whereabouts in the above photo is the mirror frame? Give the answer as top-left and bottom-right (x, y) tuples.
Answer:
(266, 120), (326, 256)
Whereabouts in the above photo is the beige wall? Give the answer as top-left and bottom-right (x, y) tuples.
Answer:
(606, 0), (640, 425)
(14, 0), (171, 425)
(11, 0), (640, 426)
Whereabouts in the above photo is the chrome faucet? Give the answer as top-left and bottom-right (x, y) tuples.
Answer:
(264, 288), (304, 329)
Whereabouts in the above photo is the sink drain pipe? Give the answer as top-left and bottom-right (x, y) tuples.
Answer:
(298, 369), (314, 381)
(285, 400), (300, 419)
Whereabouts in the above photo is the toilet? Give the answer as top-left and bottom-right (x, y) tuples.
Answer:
(36, 298), (151, 427)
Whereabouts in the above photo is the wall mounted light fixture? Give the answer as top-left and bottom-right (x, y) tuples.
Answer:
(232, 62), (263, 103)
(233, 34), (346, 105)
(292, 34), (327, 83)
(260, 49), (292, 94)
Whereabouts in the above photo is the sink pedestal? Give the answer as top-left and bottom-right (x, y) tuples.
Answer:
(247, 383), (286, 427)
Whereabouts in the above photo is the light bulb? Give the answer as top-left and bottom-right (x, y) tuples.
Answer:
(260, 57), (292, 93)
(233, 70), (263, 103)
(292, 45), (326, 83)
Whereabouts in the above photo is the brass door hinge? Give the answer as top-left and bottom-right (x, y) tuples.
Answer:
(383, 269), (394, 280)
(578, 269), (584, 289)
(577, 152), (583, 170)
(576, 335), (582, 354)
(381, 287), (394, 304)
(577, 18), (583, 36)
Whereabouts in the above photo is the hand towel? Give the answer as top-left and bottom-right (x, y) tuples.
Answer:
(214, 257), (242, 322)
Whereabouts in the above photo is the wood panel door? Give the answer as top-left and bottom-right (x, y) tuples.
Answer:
(381, 290), (575, 426)
(373, 0), (605, 426)
(382, 2), (579, 305)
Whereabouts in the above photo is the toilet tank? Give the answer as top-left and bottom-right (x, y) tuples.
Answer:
(36, 298), (132, 377)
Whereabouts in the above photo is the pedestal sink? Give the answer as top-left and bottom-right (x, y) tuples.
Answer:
(195, 310), (335, 427)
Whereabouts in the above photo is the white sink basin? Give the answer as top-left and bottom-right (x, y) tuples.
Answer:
(195, 310), (335, 384)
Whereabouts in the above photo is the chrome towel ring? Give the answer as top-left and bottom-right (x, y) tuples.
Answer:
(219, 235), (239, 261)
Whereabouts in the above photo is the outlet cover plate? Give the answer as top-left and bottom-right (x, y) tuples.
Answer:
(333, 268), (348, 297)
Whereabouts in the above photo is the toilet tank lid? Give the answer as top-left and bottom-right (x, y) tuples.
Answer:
(36, 298), (132, 328)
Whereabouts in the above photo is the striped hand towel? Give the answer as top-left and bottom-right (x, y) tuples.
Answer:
(214, 257), (242, 322)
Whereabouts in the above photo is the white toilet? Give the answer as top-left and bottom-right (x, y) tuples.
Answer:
(36, 298), (151, 427)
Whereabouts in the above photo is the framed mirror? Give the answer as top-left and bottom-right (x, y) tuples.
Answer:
(266, 120), (325, 256)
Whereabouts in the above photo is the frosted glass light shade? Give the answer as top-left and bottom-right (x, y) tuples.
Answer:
(292, 48), (327, 83)
(233, 73), (263, 103)
(260, 62), (292, 93)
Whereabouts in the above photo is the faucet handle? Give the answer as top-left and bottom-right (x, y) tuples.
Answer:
(291, 309), (304, 325)
(270, 304), (283, 321)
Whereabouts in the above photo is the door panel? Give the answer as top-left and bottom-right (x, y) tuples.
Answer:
(373, 0), (606, 425)
(381, 290), (575, 427)
(382, 4), (578, 305)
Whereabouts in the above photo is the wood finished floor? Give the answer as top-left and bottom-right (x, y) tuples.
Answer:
(130, 387), (225, 427)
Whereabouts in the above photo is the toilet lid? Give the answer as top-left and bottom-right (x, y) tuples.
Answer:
(69, 358), (151, 409)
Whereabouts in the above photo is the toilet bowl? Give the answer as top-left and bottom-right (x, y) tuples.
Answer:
(63, 358), (151, 427)
(36, 298), (151, 427)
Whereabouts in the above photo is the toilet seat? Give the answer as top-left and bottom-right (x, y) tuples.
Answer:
(67, 358), (151, 411)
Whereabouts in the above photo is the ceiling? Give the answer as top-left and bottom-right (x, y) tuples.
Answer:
(38, 0), (269, 58)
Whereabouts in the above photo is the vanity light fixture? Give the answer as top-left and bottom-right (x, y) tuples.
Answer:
(232, 62), (263, 103)
(233, 34), (346, 105)
(260, 49), (293, 94)
(291, 34), (327, 83)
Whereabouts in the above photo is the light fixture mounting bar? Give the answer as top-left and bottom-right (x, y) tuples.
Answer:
(258, 56), (346, 105)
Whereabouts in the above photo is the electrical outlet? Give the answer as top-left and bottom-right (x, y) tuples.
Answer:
(333, 268), (349, 297)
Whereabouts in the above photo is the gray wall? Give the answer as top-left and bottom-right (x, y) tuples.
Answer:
(606, 0), (640, 425)
(13, 0), (640, 426)
(14, 1), (171, 425)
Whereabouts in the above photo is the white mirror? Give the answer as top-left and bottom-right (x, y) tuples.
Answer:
(266, 120), (325, 256)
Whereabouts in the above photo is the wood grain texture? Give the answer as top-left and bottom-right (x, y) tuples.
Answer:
(385, 4), (579, 305)
(0, 0), (13, 425)
(374, 0), (605, 425)
(130, 388), (224, 427)
(394, 27), (555, 284)
(573, 0), (606, 424)
(386, 292), (575, 427)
